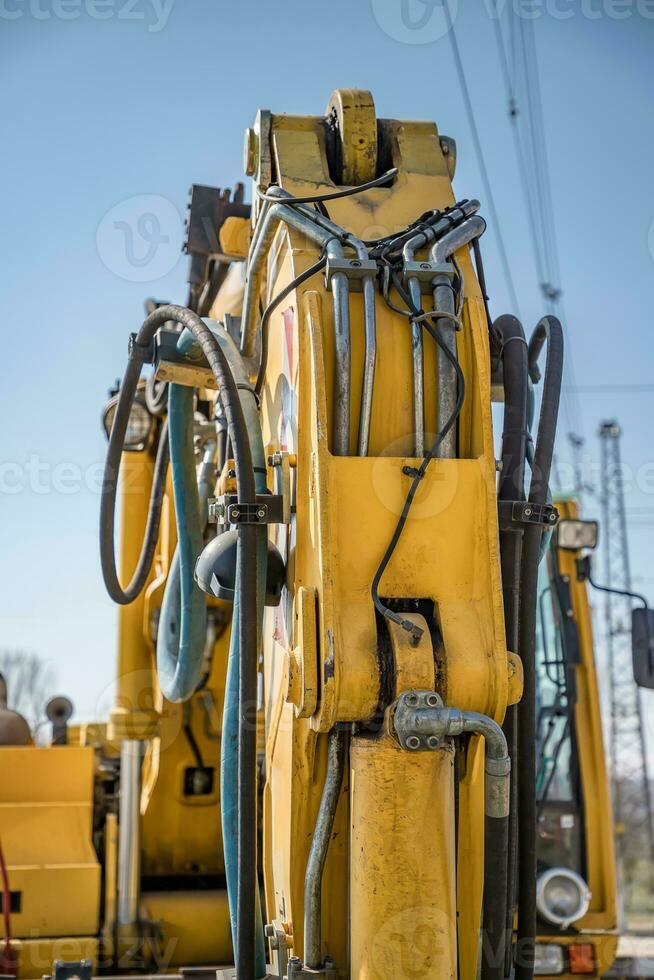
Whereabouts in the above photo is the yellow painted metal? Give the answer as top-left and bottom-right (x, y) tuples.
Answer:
(0, 747), (100, 945)
(324, 88), (378, 186)
(101, 812), (118, 962)
(350, 736), (457, 979)
(141, 890), (233, 967)
(108, 448), (159, 742)
(257, 95), (509, 972)
(532, 500), (618, 979)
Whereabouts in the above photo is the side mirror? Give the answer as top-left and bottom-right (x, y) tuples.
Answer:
(631, 607), (654, 690)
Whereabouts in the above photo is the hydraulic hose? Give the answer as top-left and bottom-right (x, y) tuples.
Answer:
(191, 321), (268, 979)
(304, 727), (347, 969)
(515, 315), (563, 980)
(100, 382), (169, 605)
(156, 340), (214, 701)
(493, 314), (529, 978)
(101, 305), (259, 980)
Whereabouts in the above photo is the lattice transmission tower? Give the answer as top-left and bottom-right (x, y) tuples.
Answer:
(599, 420), (654, 918)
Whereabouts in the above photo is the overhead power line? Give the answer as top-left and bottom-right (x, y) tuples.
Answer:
(491, 1), (585, 441)
(443, 0), (521, 318)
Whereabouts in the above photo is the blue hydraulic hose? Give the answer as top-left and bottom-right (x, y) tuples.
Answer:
(156, 332), (209, 703)
(197, 322), (267, 978)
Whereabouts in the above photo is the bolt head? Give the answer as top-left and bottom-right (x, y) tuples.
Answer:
(350, 259), (361, 267)
(257, 508), (266, 519)
(405, 693), (418, 706)
(420, 262), (431, 270)
(524, 507), (532, 517)
(427, 735), (440, 749)
(231, 509), (240, 519)
(406, 735), (421, 750)
(426, 693), (439, 707)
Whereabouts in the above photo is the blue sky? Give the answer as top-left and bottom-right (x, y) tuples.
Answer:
(1, 0), (653, 735)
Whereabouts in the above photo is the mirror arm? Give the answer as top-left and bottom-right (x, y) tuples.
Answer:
(576, 555), (648, 608)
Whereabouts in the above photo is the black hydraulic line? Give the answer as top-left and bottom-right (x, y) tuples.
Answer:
(483, 807), (510, 980)
(371, 271), (465, 644)
(515, 315), (563, 980)
(100, 304), (259, 980)
(489, 314), (529, 980)
(256, 167), (397, 205)
(254, 255), (327, 398)
(101, 394), (169, 605)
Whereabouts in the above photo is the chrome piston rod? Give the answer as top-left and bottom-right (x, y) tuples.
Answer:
(117, 738), (143, 927)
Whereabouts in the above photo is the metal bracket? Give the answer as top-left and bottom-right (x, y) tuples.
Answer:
(265, 920), (290, 979)
(392, 690), (448, 752)
(154, 327), (218, 390)
(286, 956), (338, 979)
(325, 256), (377, 292)
(268, 449), (295, 525)
(52, 962), (93, 980)
(403, 259), (454, 293)
(208, 494), (284, 526)
(498, 500), (559, 532)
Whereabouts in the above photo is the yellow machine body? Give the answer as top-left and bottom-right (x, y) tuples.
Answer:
(0, 92), (622, 980)
(0, 747), (100, 978)
(534, 500), (618, 979)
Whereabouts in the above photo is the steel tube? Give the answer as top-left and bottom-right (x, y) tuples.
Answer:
(303, 728), (347, 970)
(240, 197), (353, 457)
(430, 215), (487, 458)
(403, 236), (427, 456)
(117, 738), (143, 927)
(265, 191), (376, 456)
(432, 276), (458, 458)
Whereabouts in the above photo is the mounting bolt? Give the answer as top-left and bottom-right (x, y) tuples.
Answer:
(406, 735), (421, 751)
(231, 508), (240, 520)
(420, 262), (431, 270)
(426, 693), (440, 707)
(350, 259), (361, 267)
(524, 507), (532, 517)
(405, 693), (419, 706)
(427, 735), (440, 749)
(257, 508), (266, 520)
(549, 511), (557, 522)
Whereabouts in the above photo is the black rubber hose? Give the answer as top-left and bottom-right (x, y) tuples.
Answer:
(100, 361), (170, 605)
(493, 314), (529, 977)
(483, 811), (510, 979)
(100, 305), (259, 980)
(481, 315), (529, 980)
(515, 315), (563, 980)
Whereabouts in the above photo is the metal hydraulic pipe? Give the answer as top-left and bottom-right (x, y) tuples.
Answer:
(265, 189), (377, 456)
(402, 238), (427, 456)
(303, 727), (347, 970)
(240, 199), (352, 456)
(430, 215), (486, 458)
(117, 739), (142, 927)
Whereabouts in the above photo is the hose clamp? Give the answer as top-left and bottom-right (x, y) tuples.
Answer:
(498, 500), (559, 531)
(128, 333), (155, 365)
